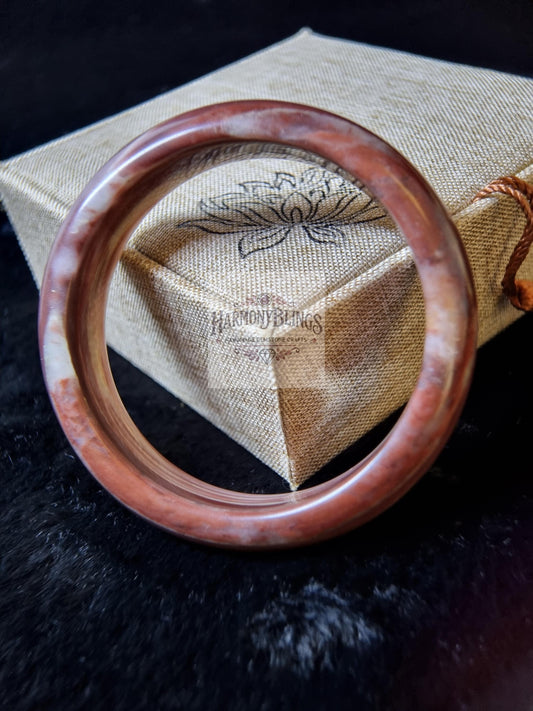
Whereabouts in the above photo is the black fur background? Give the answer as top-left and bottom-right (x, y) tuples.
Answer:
(2, 2), (533, 709)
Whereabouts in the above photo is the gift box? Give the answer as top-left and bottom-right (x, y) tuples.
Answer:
(1, 29), (532, 489)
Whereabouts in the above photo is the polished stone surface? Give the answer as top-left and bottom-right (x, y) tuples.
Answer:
(39, 101), (477, 548)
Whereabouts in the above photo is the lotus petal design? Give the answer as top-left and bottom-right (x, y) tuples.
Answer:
(179, 168), (387, 257)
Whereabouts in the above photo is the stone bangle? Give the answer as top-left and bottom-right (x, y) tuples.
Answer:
(38, 101), (477, 548)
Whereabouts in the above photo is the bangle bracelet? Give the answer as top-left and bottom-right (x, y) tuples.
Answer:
(39, 101), (477, 548)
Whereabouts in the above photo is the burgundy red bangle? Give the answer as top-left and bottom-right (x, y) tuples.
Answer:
(38, 101), (477, 548)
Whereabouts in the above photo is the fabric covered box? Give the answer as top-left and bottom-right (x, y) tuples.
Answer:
(1, 29), (532, 488)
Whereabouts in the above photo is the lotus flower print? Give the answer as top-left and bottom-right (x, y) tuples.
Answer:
(179, 168), (387, 257)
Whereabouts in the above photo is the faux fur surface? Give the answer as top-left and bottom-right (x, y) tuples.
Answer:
(2, 214), (533, 710)
(2, 2), (533, 708)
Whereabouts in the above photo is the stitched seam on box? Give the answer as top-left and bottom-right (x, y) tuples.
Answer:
(308, 30), (533, 81)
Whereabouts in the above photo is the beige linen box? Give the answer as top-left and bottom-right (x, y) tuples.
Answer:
(1, 29), (532, 489)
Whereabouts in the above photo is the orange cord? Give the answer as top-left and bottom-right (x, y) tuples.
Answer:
(474, 175), (533, 311)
